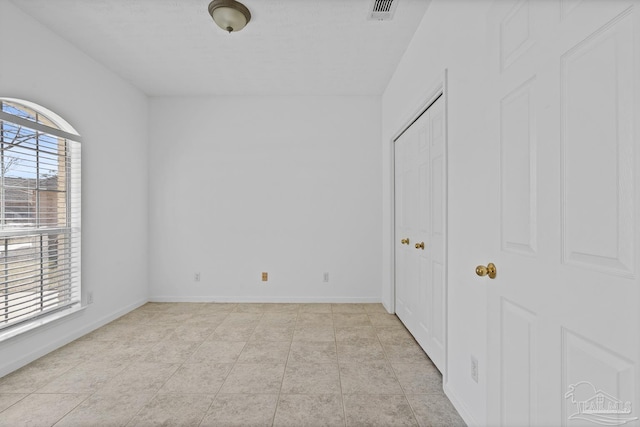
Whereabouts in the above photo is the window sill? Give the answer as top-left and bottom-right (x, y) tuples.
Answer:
(0, 304), (86, 343)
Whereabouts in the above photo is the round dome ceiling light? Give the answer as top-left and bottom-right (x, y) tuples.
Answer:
(208, 0), (251, 33)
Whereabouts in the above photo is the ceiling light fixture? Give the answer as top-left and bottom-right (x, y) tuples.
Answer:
(208, 0), (251, 33)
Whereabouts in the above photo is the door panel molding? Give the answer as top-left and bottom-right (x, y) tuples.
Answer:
(501, 298), (538, 426)
(500, 76), (538, 256)
(500, 0), (534, 71)
(560, 0), (584, 21)
(561, 327), (636, 426)
(560, 8), (635, 277)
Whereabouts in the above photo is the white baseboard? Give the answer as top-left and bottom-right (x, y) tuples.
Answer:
(148, 295), (381, 304)
(444, 382), (479, 427)
(0, 298), (147, 378)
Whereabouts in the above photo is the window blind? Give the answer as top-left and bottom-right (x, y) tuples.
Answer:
(0, 101), (81, 333)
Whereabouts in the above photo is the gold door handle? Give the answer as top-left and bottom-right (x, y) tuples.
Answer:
(400, 238), (410, 245)
(415, 242), (425, 250)
(476, 263), (497, 279)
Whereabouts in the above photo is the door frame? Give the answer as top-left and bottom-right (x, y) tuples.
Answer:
(390, 69), (449, 376)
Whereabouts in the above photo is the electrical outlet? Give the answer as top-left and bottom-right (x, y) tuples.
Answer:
(470, 355), (479, 383)
(87, 291), (94, 305)
(323, 272), (329, 283)
(262, 272), (268, 282)
(194, 272), (201, 282)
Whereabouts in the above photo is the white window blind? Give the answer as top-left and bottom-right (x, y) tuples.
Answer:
(0, 100), (81, 334)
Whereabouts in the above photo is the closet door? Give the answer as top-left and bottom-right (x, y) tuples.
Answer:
(394, 96), (446, 372)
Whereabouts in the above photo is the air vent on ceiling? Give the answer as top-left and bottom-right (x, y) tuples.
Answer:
(368, 0), (398, 21)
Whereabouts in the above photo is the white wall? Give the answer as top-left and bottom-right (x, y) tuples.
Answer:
(382, 1), (493, 425)
(0, 0), (149, 376)
(149, 96), (382, 302)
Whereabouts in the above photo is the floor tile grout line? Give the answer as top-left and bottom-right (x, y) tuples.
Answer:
(128, 307), (239, 427)
(0, 393), (28, 416)
(173, 308), (233, 427)
(269, 306), (299, 427)
(19, 338), (125, 427)
(374, 311), (422, 426)
(123, 351), (182, 426)
(217, 310), (262, 395)
(334, 309), (349, 427)
(132, 307), (236, 426)
(48, 392), (94, 427)
(197, 308), (246, 427)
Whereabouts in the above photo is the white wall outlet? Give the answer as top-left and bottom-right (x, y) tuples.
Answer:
(323, 272), (329, 283)
(87, 291), (94, 305)
(470, 355), (479, 383)
(194, 272), (201, 282)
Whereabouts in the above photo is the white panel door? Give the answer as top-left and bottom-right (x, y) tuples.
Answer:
(395, 96), (446, 372)
(485, 1), (639, 425)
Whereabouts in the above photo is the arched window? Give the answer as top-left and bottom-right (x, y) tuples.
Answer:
(0, 98), (81, 338)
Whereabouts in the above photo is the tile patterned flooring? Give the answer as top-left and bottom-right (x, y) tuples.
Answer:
(0, 303), (465, 426)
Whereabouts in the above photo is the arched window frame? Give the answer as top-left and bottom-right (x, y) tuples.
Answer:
(0, 98), (82, 340)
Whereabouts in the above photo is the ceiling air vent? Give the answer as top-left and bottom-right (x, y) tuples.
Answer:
(368, 0), (398, 21)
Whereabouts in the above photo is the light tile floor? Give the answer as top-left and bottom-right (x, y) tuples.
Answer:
(0, 303), (466, 426)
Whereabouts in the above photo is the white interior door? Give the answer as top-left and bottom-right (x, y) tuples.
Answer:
(395, 95), (446, 372)
(485, 1), (639, 425)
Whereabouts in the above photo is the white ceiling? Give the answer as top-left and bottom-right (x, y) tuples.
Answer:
(10, 0), (431, 96)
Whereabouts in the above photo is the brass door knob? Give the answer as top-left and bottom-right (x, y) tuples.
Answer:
(401, 238), (410, 245)
(415, 242), (425, 250)
(476, 263), (497, 279)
